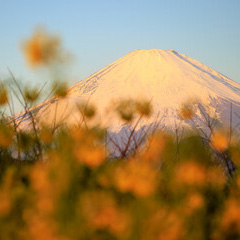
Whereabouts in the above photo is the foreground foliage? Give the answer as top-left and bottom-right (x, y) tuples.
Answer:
(0, 121), (240, 240)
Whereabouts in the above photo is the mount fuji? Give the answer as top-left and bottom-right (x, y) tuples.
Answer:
(15, 49), (240, 155)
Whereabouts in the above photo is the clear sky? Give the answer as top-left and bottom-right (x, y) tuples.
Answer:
(0, 0), (240, 94)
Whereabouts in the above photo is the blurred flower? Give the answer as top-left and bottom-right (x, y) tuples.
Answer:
(175, 161), (206, 186)
(157, 213), (183, 240)
(77, 102), (96, 120)
(116, 99), (135, 122)
(81, 191), (130, 237)
(179, 103), (195, 120)
(0, 85), (8, 106)
(75, 147), (106, 168)
(72, 128), (106, 168)
(145, 209), (184, 240)
(210, 130), (229, 152)
(53, 81), (68, 98)
(206, 167), (225, 187)
(39, 127), (54, 144)
(23, 29), (61, 67)
(186, 192), (204, 214)
(0, 192), (11, 216)
(0, 122), (14, 148)
(98, 174), (111, 188)
(24, 212), (62, 240)
(135, 99), (152, 117)
(114, 160), (157, 197)
(30, 164), (50, 194)
(142, 133), (169, 165)
(237, 175), (240, 189)
(24, 86), (40, 103)
(18, 131), (35, 151)
(221, 199), (240, 234)
(30, 162), (58, 216)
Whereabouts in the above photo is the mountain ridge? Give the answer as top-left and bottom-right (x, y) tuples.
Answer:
(15, 49), (240, 138)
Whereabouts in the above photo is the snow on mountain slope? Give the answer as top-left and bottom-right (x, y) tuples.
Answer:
(15, 49), (240, 143)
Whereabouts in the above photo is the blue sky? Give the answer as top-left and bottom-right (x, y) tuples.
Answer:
(0, 0), (240, 93)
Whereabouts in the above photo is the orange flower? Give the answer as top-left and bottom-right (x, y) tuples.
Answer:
(76, 147), (106, 168)
(72, 128), (106, 168)
(236, 175), (240, 189)
(115, 160), (157, 197)
(0, 85), (8, 105)
(135, 99), (152, 117)
(39, 127), (54, 144)
(206, 167), (225, 187)
(24, 86), (40, 103)
(179, 104), (194, 120)
(0, 123), (14, 148)
(25, 38), (43, 65)
(81, 191), (130, 237)
(144, 209), (184, 240)
(157, 212), (183, 240)
(30, 165), (50, 193)
(175, 161), (206, 186)
(53, 81), (68, 98)
(23, 30), (61, 67)
(24, 212), (64, 240)
(221, 199), (240, 233)
(142, 133), (169, 164)
(0, 192), (11, 216)
(185, 192), (204, 215)
(210, 130), (229, 152)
